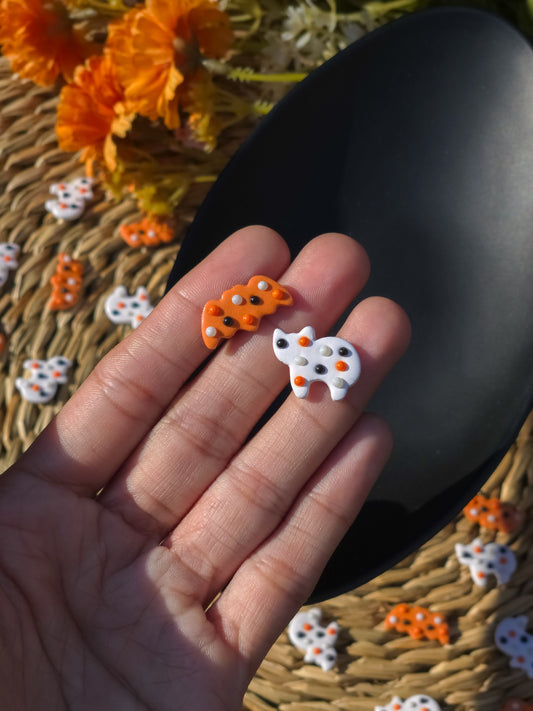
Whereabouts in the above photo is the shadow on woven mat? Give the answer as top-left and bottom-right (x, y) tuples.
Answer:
(244, 414), (533, 711)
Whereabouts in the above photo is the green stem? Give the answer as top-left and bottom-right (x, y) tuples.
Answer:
(192, 175), (218, 183)
(319, 0), (420, 22)
(360, 0), (420, 17)
(206, 59), (306, 83)
(227, 67), (307, 83)
(253, 100), (274, 116)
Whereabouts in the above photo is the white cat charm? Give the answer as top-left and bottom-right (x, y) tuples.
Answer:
(273, 326), (361, 400)
(45, 177), (95, 221)
(288, 608), (340, 671)
(375, 695), (441, 711)
(104, 285), (153, 329)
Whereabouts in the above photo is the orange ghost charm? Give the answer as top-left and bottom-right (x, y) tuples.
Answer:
(119, 218), (173, 248)
(48, 253), (83, 310)
(384, 603), (449, 644)
(463, 494), (525, 533)
(201, 275), (292, 349)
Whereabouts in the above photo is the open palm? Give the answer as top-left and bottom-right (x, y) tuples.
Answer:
(0, 227), (410, 710)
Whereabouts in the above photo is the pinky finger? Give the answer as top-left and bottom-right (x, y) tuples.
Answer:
(206, 413), (393, 678)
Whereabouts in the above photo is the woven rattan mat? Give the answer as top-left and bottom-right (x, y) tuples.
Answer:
(0, 54), (210, 468)
(243, 414), (533, 711)
(1, 56), (532, 711)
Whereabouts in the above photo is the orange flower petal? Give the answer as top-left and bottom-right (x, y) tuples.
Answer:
(0, 0), (97, 85)
(106, 0), (232, 130)
(56, 54), (125, 165)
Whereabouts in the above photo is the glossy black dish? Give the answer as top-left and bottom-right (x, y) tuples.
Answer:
(167, 8), (533, 601)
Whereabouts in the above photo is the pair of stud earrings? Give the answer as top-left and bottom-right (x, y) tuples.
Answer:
(201, 275), (360, 401)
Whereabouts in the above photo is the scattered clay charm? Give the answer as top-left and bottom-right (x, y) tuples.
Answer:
(45, 177), (94, 220)
(288, 608), (339, 671)
(375, 695), (441, 711)
(455, 538), (516, 586)
(48, 253), (83, 310)
(120, 218), (174, 247)
(463, 493), (525, 533)
(202, 275), (292, 349)
(15, 356), (72, 404)
(104, 285), (153, 329)
(273, 326), (360, 400)
(495, 617), (533, 679)
(0, 242), (20, 286)
(502, 700), (533, 711)
(384, 603), (449, 644)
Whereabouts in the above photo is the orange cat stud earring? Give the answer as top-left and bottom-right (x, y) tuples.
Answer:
(201, 276), (292, 349)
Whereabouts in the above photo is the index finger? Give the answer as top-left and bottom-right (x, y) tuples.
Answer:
(16, 226), (291, 494)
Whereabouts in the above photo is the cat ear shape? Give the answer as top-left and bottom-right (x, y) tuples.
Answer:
(272, 328), (293, 366)
(308, 608), (323, 622)
(297, 325), (316, 343)
(22, 358), (46, 371)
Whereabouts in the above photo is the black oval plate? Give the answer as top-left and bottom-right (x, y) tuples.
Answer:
(167, 8), (533, 602)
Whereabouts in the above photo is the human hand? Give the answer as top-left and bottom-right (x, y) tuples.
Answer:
(0, 227), (410, 710)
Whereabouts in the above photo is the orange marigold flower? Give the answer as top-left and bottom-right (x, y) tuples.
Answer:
(56, 54), (132, 173)
(0, 0), (97, 86)
(106, 0), (233, 130)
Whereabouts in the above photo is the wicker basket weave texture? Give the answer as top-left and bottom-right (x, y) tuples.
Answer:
(0, 57), (201, 470)
(244, 416), (533, 711)
(0, 56), (532, 711)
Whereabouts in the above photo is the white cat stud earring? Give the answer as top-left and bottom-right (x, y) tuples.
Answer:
(273, 326), (361, 401)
